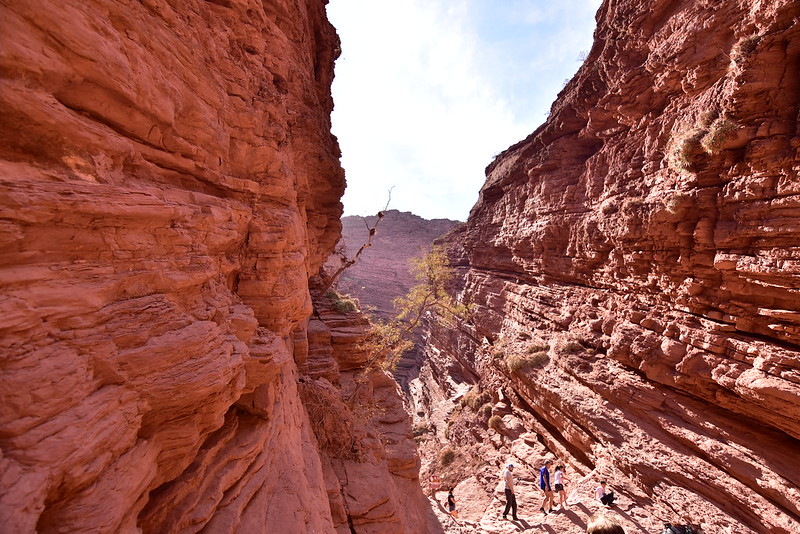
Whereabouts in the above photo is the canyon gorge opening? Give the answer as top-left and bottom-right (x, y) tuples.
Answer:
(1, 1), (799, 533)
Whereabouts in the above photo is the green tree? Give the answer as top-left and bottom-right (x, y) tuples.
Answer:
(360, 245), (472, 372)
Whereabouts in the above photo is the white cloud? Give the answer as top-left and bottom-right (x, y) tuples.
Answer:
(327, 0), (600, 221)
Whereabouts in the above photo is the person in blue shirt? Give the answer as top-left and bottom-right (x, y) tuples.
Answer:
(539, 459), (555, 514)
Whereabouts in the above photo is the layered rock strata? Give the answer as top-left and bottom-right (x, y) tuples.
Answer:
(0, 1), (430, 532)
(415, 0), (800, 532)
(301, 285), (436, 533)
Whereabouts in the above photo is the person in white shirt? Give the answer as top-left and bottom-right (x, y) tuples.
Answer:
(596, 480), (615, 507)
(501, 463), (518, 520)
(553, 464), (570, 510)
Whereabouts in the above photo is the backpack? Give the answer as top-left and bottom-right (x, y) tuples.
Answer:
(662, 524), (699, 534)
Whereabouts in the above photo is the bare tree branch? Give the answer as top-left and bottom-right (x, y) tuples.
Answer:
(319, 188), (393, 295)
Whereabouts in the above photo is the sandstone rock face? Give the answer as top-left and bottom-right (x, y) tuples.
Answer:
(0, 1), (430, 532)
(301, 287), (438, 534)
(415, 0), (800, 532)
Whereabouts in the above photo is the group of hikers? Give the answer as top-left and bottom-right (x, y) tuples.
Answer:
(502, 459), (614, 520)
(442, 459), (620, 528)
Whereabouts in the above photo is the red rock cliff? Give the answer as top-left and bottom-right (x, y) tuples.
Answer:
(416, 0), (800, 532)
(0, 1), (431, 532)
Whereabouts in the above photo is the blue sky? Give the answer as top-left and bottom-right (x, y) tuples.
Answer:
(326, 0), (602, 221)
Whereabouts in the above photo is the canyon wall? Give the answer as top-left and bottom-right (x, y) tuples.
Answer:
(416, 0), (800, 532)
(0, 1), (430, 532)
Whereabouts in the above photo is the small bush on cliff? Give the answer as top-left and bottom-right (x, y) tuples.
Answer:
(668, 116), (738, 172)
(299, 379), (366, 460)
(506, 351), (549, 371)
(488, 415), (503, 432)
(730, 34), (760, 67)
(527, 342), (549, 354)
(621, 197), (645, 216)
(600, 198), (618, 215)
(663, 192), (694, 214)
(439, 447), (456, 467)
(559, 338), (588, 354)
(413, 423), (429, 438)
(491, 336), (512, 359)
(480, 403), (493, 419)
(698, 108), (720, 128)
(667, 128), (706, 171)
(462, 387), (491, 410)
(334, 296), (358, 313)
(701, 118), (737, 154)
(325, 289), (359, 314)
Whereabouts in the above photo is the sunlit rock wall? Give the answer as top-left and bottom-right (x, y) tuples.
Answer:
(0, 0), (358, 532)
(419, 0), (800, 532)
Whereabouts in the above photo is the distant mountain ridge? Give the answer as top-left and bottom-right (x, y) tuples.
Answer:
(334, 210), (460, 320)
(329, 210), (459, 388)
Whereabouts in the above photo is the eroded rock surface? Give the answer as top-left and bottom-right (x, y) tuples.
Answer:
(414, 1), (800, 532)
(0, 1), (432, 532)
(301, 285), (437, 533)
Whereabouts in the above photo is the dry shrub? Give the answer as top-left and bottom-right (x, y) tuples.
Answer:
(621, 197), (645, 215)
(433, 445), (475, 491)
(334, 298), (358, 313)
(663, 192), (693, 214)
(701, 118), (737, 154)
(600, 199), (618, 215)
(439, 447), (456, 467)
(698, 108), (720, 127)
(668, 128), (706, 171)
(730, 34), (760, 66)
(527, 342), (549, 353)
(325, 289), (359, 314)
(559, 340), (587, 354)
(298, 379), (366, 460)
(506, 351), (549, 371)
(462, 387), (491, 410)
(488, 415), (503, 431)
